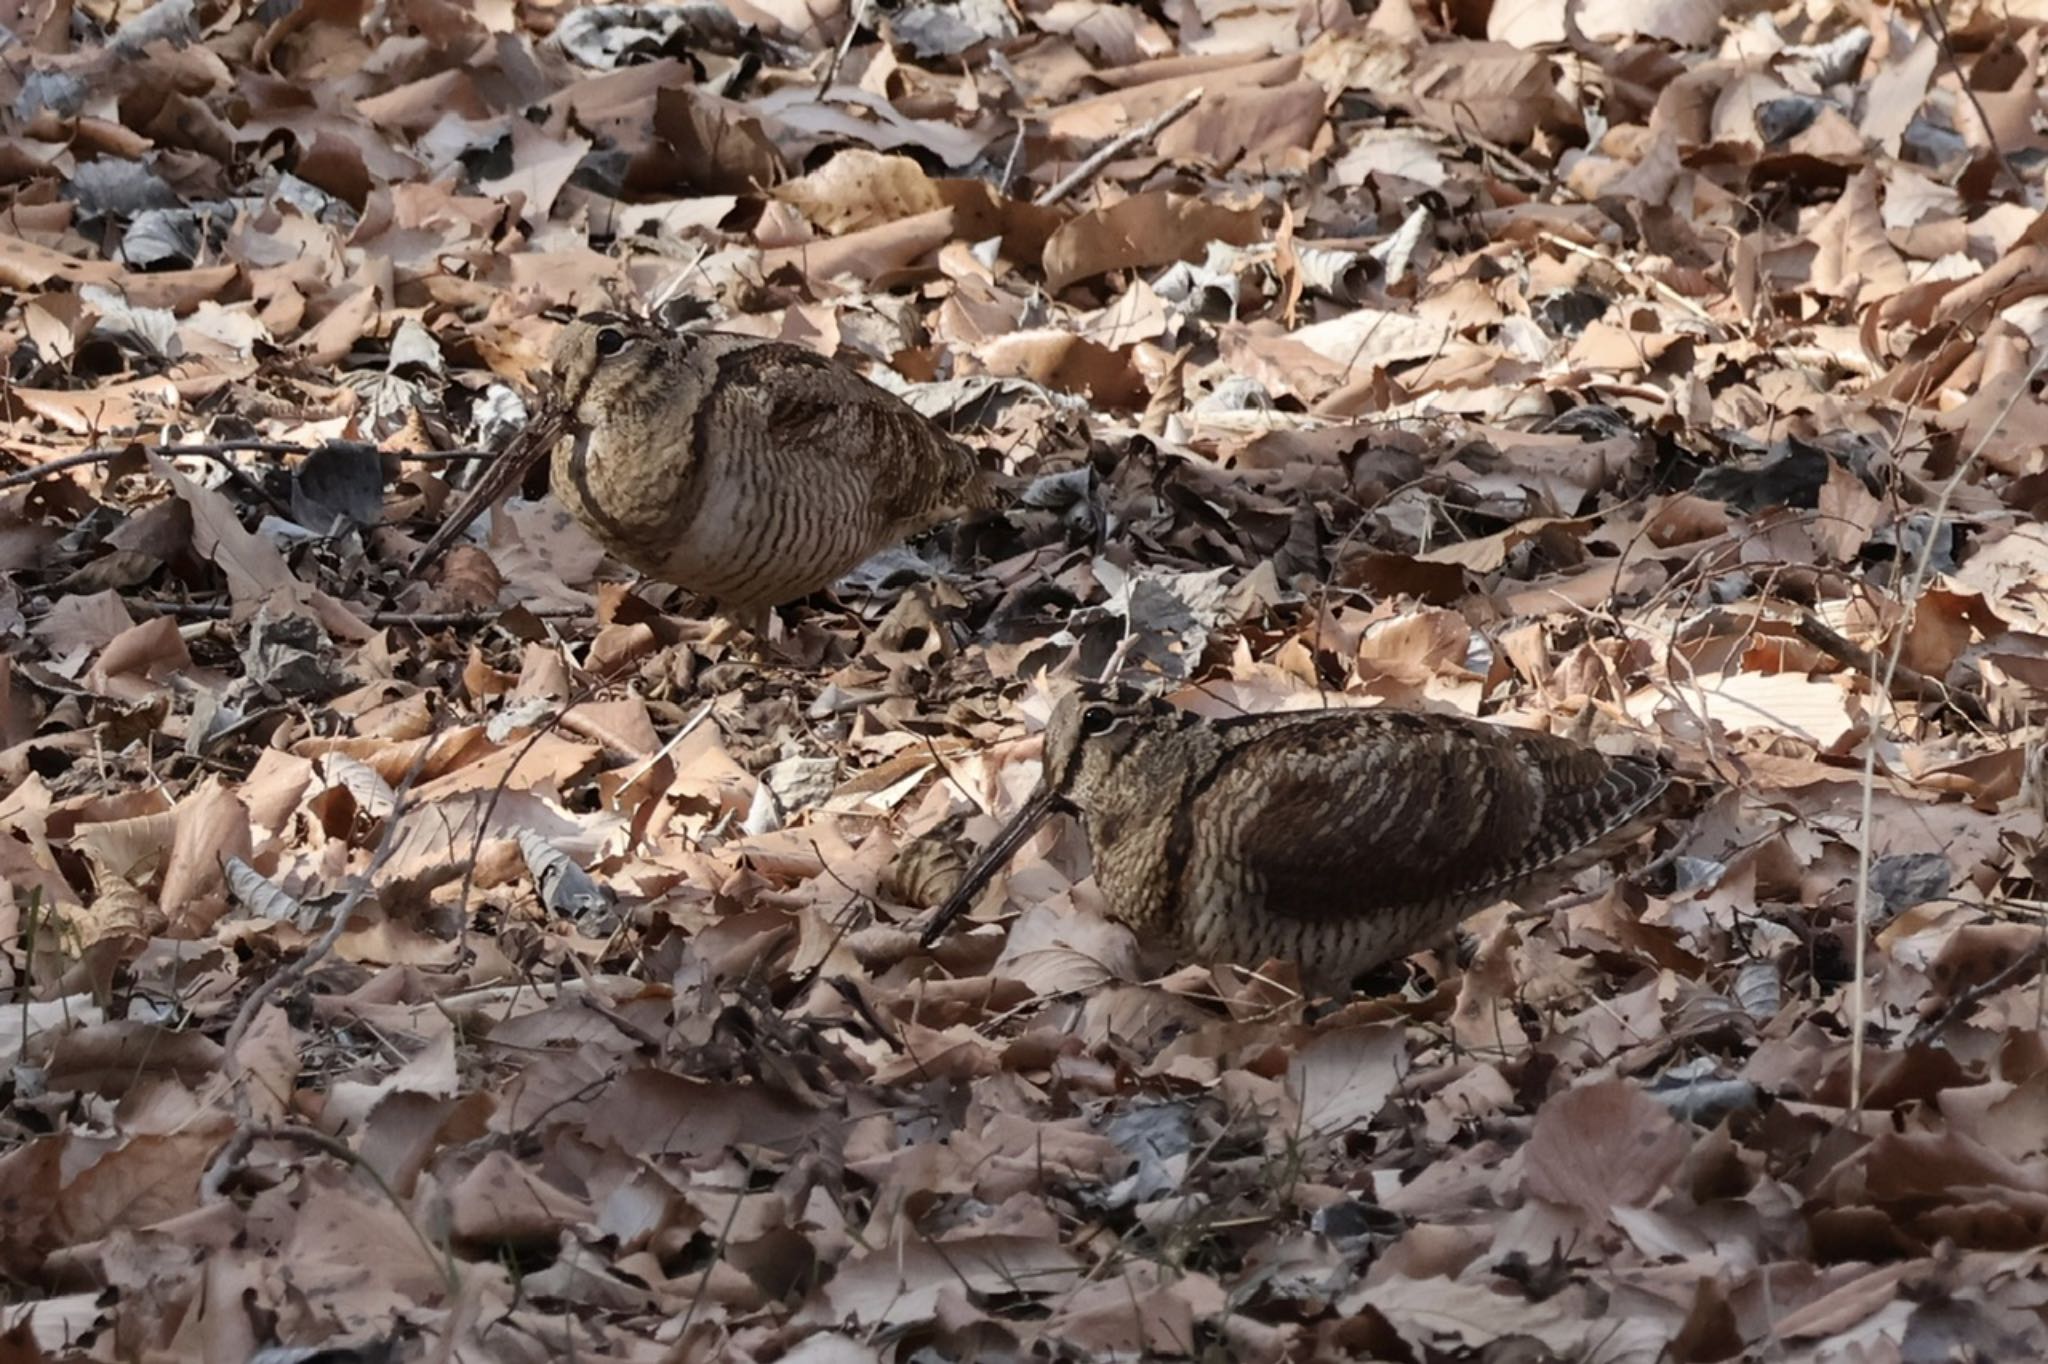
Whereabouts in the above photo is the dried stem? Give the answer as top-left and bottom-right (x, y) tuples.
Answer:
(815, 0), (869, 99)
(1846, 342), (2048, 1106)
(1793, 611), (1989, 726)
(1537, 230), (1721, 333)
(218, 740), (436, 1109)
(1906, 942), (2047, 1049)
(123, 598), (585, 629)
(0, 438), (485, 490)
(1034, 88), (1205, 208)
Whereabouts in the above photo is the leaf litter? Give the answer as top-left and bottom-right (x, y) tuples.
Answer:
(2, 0), (2048, 1360)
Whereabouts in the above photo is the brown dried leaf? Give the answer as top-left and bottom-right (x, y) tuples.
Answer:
(1043, 190), (1265, 293)
(1523, 1080), (1689, 1219)
(1284, 1025), (1406, 1140)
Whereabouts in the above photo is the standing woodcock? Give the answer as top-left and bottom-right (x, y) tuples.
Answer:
(921, 687), (1671, 992)
(413, 315), (1002, 638)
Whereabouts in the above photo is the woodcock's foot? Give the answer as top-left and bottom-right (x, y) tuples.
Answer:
(696, 609), (767, 656)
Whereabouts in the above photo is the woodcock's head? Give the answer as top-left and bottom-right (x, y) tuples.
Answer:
(411, 313), (672, 574)
(920, 683), (1181, 948)
(1037, 684), (1183, 809)
(544, 316), (673, 427)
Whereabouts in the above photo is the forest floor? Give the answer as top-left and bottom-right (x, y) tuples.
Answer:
(3, 0), (2048, 1360)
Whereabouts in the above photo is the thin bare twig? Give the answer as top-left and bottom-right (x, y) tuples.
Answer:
(2, 439), (294, 488)
(0, 438), (486, 490)
(1034, 88), (1205, 208)
(121, 598), (587, 629)
(1536, 230), (1722, 333)
(997, 123), (1027, 198)
(1793, 611), (1989, 726)
(451, 679), (602, 951)
(815, 0), (869, 99)
(677, 1157), (753, 1341)
(1846, 342), (2048, 1105)
(1456, 125), (1569, 199)
(1906, 942), (2048, 1049)
(218, 740), (436, 1105)
(612, 696), (716, 796)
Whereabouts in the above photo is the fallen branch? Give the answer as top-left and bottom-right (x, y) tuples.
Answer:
(123, 598), (585, 628)
(814, 0), (869, 99)
(1034, 88), (1205, 208)
(1906, 940), (2047, 1049)
(1793, 612), (1990, 726)
(0, 438), (486, 490)
(216, 740), (435, 1099)
(199, 1122), (460, 1293)
(1537, 230), (1723, 334)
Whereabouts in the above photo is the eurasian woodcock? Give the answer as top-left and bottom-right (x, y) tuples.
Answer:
(413, 314), (1001, 638)
(920, 687), (1670, 992)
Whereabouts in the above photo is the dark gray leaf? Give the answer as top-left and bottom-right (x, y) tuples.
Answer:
(1693, 443), (1830, 512)
(1104, 1100), (1193, 1162)
(109, 0), (201, 52)
(118, 208), (204, 268)
(887, 0), (1018, 58)
(1871, 852), (1952, 917)
(1648, 1058), (1762, 1125)
(291, 441), (385, 535)
(1670, 855), (1726, 895)
(1754, 96), (1820, 146)
(70, 159), (181, 219)
(552, 2), (785, 69)
(244, 611), (345, 699)
(14, 70), (87, 121)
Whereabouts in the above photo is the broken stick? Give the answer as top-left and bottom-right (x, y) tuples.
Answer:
(1793, 612), (1990, 726)
(1034, 88), (1205, 208)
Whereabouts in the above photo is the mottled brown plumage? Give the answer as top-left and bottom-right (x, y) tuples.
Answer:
(921, 688), (1670, 992)
(413, 315), (1000, 635)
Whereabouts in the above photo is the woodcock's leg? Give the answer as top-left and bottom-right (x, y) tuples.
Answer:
(699, 608), (758, 647)
(692, 603), (783, 662)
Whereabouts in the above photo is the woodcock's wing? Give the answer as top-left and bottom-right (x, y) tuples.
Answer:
(922, 690), (1671, 992)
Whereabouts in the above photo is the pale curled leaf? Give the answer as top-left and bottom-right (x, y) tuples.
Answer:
(225, 856), (324, 932)
(1295, 244), (1380, 303)
(486, 696), (559, 743)
(1733, 960), (1783, 1019)
(317, 753), (397, 820)
(515, 829), (615, 920)
(0, 997), (106, 1060)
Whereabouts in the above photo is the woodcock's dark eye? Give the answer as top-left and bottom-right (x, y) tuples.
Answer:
(1080, 705), (1118, 736)
(594, 327), (628, 358)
